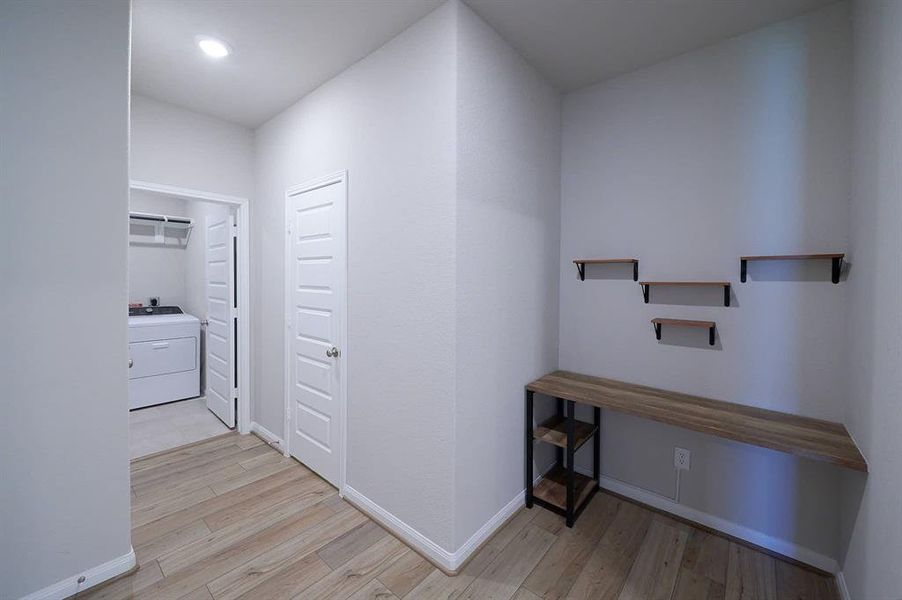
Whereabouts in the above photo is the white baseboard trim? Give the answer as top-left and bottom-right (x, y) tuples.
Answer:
(20, 547), (136, 600)
(342, 481), (532, 573)
(835, 571), (852, 600)
(340, 465), (841, 578)
(250, 421), (283, 451)
(597, 474), (839, 574)
(451, 487), (525, 570)
(342, 484), (456, 570)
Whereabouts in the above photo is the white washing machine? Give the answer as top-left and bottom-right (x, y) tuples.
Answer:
(128, 306), (200, 410)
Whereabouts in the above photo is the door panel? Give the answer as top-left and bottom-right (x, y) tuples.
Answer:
(297, 403), (331, 449)
(206, 213), (235, 428)
(287, 178), (345, 486)
(296, 307), (332, 343)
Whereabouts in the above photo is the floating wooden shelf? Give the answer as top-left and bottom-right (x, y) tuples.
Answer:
(527, 370), (868, 472)
(533, 465), (597, 512)
(740, 253), (845, 284)
(533, 415), (597, 450)
(573, 258), (638, 281)
(639, 281), (731, 306)
(652, 318), (716, 345)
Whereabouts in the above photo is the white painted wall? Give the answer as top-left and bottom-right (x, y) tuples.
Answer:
(0, 1), (133, 598)
(128, 191), (190, 308)
(453, 2), (561, 549)
(254, 2), (459, 549)
(840, 1), (902, 596)
(128, 193), (230, 317)
(559, 3), (851, 562)
(130, 94), (254, 198)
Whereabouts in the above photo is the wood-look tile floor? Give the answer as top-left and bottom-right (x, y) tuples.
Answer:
(77, 432), (838, 600)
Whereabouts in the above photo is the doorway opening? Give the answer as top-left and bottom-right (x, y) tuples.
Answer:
(127, 180), (250, 459)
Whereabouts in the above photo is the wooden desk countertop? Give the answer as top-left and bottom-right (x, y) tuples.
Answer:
(527, 370), (867, 472)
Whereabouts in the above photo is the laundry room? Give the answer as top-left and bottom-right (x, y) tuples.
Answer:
(127, 187), (239, 458)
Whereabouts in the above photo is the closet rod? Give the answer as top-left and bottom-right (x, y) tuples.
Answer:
(129, 211), (193, 225)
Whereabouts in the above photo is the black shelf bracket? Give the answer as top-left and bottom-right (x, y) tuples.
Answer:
(654, 322), (662, 339)
(642, 284), (649, 303)
(724, 284), (731, 307)
(740, 259), (748, 283)
(710, 324), (716, 346)
(633, 261), (639, 281)
(832, 256), (843, 284)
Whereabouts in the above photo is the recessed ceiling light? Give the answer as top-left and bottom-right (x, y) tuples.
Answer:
(196, 36), (230, 59)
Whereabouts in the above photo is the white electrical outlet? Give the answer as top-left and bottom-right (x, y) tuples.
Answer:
(674, 447), (691, 471)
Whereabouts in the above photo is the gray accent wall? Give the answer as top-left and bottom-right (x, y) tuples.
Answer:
(0, 1), (133, 597)
(558, 2), (852, 562)
(254, 2), (459, 549)
(841, 0), (902, 596)
(453, 1), (561, 550)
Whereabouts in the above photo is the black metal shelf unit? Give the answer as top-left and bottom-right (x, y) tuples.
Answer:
(525, 391), (600, 527)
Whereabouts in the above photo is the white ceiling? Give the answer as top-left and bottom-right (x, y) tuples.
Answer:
(132, 0), (835, 128)
(464, 0), (836, 91)
(131, 0), (443, 127)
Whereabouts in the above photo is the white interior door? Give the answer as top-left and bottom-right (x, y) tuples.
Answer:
(205, 213), (236, 428)
(286, 175), (345, 487)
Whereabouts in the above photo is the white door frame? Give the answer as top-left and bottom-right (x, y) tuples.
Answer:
(130, 179), (252, 434)
(283, 170), (348, 494)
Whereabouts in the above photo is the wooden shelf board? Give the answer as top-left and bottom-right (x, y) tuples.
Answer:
(574, 258), (639, 282)
(533, 465), (596, 511)
(533, 416), (597, 449)
(651, 318), (715, 329)
(527, 370), (868, 472)
(741, 253), (844, 261)
(639, 281), (730, 286)
(573, 258), (638, 264)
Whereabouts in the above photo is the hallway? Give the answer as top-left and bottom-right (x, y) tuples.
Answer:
(80, 432), (837, 599)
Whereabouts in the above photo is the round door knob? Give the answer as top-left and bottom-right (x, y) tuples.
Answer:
(326, 347), (339, 358)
